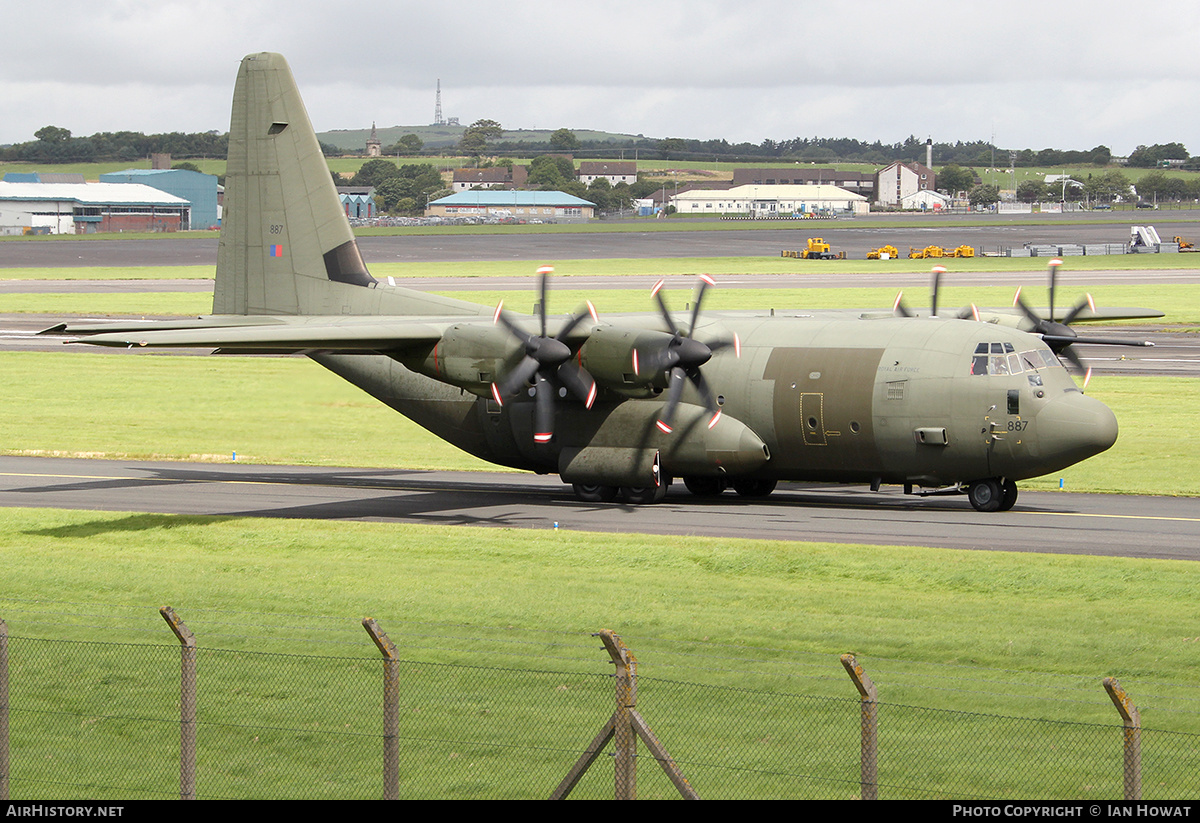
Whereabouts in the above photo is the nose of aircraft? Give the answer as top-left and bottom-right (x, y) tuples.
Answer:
(1037, 390), (1119, 467)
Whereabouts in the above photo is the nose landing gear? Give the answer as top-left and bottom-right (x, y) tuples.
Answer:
(967, 478), (1019, 512)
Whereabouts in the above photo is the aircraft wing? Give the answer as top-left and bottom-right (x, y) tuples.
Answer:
(47, 315), (457, 354)
(858, 306), (1164, 322)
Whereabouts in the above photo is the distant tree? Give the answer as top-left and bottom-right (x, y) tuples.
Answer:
(527, 155), (576, 188)
(349, 158), (401, 187)
(389, 134), (423, 155)
(549, 128), (580, 151)
(1016, 180), (1046, 203)
(586, 176), (613, 210)
(34, 125), (71, 143)
(171, 162), (203, 173)
(1128, 142), (1190, 168)
(370, 164), (446, 213)
(936, 164), (975, 195)
(968, 184), (1000, 207)
(459, 119), (504, 154)
(1135, 170), (1188, 201)
(657, 137), (685, 160)
(1086, 169), (1132, 202)
(319, 140), (342, 157)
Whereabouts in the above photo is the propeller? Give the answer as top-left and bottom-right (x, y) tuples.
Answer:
(893, 265), (977, 320)
(491, 266), (598, 443)
(1012, 258), (1154, 387)
(639, 274), (739, 433)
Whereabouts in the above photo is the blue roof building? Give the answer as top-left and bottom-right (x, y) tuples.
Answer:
(99, 168), (219, 229)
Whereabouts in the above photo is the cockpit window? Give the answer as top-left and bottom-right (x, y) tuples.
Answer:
(971, 342), (1062, 376)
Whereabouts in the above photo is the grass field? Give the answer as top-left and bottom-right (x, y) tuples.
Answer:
(4, 504), (1200, 798)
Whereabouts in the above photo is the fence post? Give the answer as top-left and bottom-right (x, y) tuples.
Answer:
(841, 653), (879, 800)
(1103, 677), (1141, 801)
(363, 618), (399, 800)
(550, 630), (698, 800)
(1, 618), (8, 802)
(603, 630), (638, 799)
(160, 607), (196, 800)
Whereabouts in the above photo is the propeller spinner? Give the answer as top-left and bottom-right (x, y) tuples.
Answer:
(491, 266), (598, 443)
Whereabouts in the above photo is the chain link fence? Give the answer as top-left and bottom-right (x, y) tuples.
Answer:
(1, 608), (1198, 800)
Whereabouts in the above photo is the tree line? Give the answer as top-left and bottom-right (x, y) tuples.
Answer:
(7, 120), (1193, 173)
(2, 127), (228, 163)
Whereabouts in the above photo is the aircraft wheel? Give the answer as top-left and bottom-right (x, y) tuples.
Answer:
(967, 479), (1003, 512)
(623, 484), (667, 505)
(573, 483), (618, 503)
(997, 479), (1018, 512)
(683, 476), (727, 497)
(732, 478), (777, 498)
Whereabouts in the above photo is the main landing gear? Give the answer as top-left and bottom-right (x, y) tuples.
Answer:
(571, 475), (779, 505)
(966, 478), (1018, 512)
(571, 483), (666, 504)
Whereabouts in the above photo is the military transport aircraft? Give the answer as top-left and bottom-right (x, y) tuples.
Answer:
(43, 53), (1161, 512)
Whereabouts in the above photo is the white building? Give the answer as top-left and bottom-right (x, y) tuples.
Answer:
(669, 184), (868, 217)
(578, 161), (637, 186)
(0, 181), (191, 234)
(876, 161), (936, 207)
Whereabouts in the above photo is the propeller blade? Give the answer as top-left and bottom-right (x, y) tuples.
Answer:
(656, 367), (688, 432)
(688, 274), (714, 335)
(537, 266), (552, 338)
(1061, 294), (1096, 327)
(931, 265), (946, 318)
(689, 367), (719, 415)
(556, 361), (597, 409)
(533, 374), (554, 443)
(554, 301), (598, 342)
(893, 291), (914, 318)
(706, 331), (741, 358)
(1060, 343), (1087, 375)
(1047, 258), (1062, 320)
(496, 355), (541, 400)
(652, 284), (680, 337)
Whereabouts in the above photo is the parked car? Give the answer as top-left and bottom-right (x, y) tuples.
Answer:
(1092, 203), (1112, 210)
(1136, 201), (1157, 209)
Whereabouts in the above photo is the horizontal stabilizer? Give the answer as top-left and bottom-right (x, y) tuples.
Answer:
(59, 316), (455, 353)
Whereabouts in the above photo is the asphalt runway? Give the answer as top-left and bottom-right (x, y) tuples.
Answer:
(4, 211), (1199, 267)
(2, 456), (1198, 561)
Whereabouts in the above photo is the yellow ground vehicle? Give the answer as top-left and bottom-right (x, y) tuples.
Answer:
(781, 238), (844, 260)
(1173, 236), (1195, 251)
(909, 245), (946, 259)
(867, 244), (900, 260)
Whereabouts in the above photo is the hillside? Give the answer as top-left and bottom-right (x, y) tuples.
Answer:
(318, 125), (650, 151)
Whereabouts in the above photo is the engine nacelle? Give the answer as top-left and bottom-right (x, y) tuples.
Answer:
(399, 322), (514, 398)
(578, 324), (675, 396)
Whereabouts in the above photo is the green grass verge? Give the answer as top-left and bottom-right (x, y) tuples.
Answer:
(6, 507), (1200, 798)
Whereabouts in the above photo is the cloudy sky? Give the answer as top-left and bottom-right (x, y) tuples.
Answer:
(4, 0), (1197, 158)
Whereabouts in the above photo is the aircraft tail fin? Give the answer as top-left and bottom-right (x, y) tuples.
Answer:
(214, 53), (377, 316)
